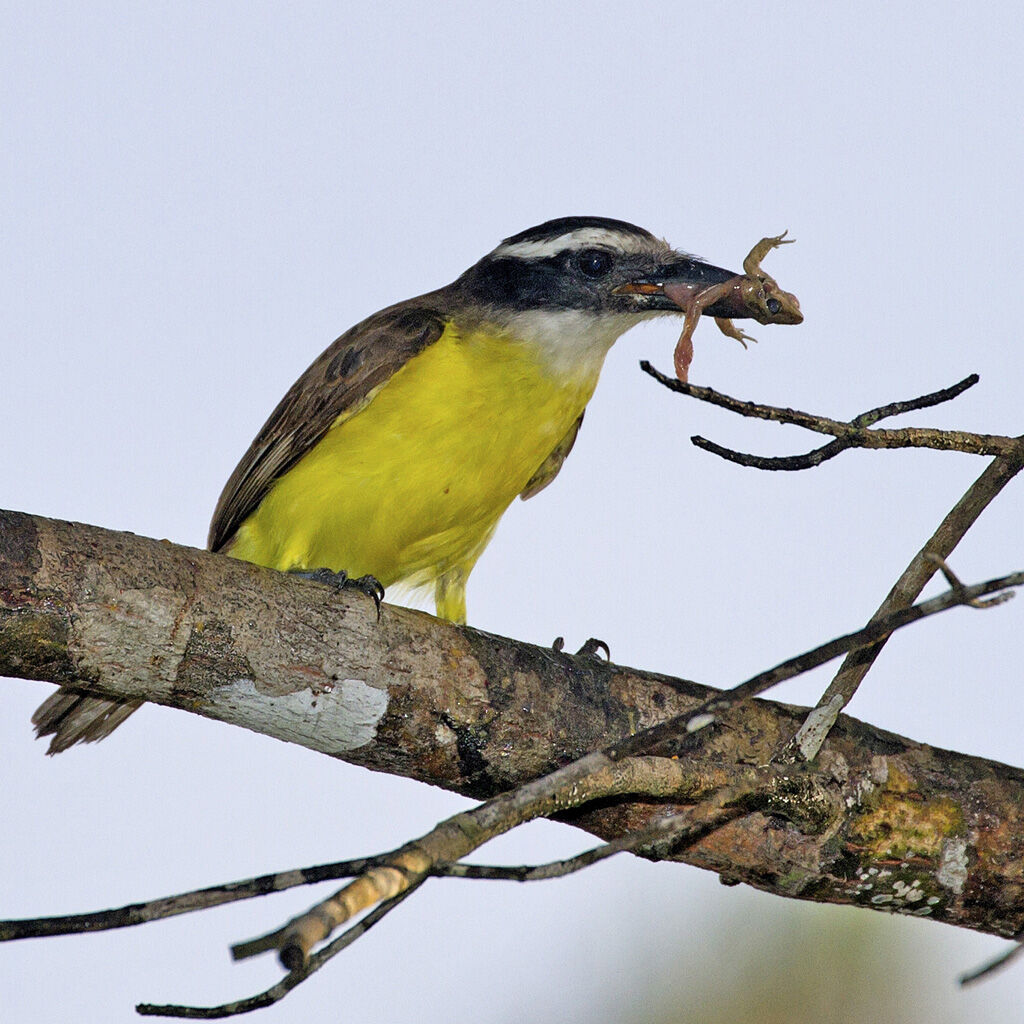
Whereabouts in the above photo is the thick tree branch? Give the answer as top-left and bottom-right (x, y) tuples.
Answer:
(2, 508), (1024, 946)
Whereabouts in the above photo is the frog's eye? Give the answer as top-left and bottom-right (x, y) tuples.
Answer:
(767, 298), (782, 314)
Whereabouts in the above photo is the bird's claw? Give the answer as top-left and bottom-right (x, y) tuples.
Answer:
(551, 636), (610, 661)
(290, 568), (385, 618)
(576, 637), (610, 660)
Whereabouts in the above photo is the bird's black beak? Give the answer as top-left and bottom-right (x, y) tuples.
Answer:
(613, 255), (803, 325)
(613, 257), (740, 314)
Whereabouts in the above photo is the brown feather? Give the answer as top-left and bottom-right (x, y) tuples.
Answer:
(207, 296), (450, 552)
(519, 412), (585, 500)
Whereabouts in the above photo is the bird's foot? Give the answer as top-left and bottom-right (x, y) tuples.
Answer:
(290, 568), (385, 618)
(551, 636), (610, 661)
(576, 637), (610, 660)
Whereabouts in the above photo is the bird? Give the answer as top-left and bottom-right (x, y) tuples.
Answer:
(33, 215), (755, 752)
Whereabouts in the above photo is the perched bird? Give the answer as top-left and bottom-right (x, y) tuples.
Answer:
(34, 216), (755, 752)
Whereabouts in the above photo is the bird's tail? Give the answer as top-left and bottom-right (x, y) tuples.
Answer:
(32, 687), (141, 754)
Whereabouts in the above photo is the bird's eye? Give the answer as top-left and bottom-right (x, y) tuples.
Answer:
(576, 249), (614, 279)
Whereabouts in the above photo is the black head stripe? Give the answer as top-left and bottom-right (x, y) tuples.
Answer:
(458, 254), (570, 310)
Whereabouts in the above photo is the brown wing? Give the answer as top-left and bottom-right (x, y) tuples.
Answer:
(208, 298), (448, 552)
(519, 412), (585, 501)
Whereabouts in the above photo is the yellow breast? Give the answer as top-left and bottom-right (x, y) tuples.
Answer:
(227, 322), (602, 603)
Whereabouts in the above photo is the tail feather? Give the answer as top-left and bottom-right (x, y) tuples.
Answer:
(32, 688), (142, 754)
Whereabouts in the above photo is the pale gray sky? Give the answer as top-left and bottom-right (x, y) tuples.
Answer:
(2, 3), (1023, 1022)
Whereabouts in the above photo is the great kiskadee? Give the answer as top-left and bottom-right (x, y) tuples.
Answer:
(34, 216), (763, 752)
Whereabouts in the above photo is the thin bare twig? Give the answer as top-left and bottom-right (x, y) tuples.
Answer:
(0, 760), (740, 944)
(608, 570), (1021, 760)
(0, 857), (381, 941)
(0, 850), (613, 943)
(789, 441), (1024, 761)
(138, 764), (795, 1019)
(249, 753), (705, 971)
(639, 364), (1016, 470)
(960, 934), (1024, 986)
(451, 763), (789, 882)
(642, 363), (979, 433)
(638, 360), (1024, 763)
(926, 555), (1015, 609)
(136, 881), (426, 1019)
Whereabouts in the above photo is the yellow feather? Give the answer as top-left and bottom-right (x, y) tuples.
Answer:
(226, 322), (602, 623)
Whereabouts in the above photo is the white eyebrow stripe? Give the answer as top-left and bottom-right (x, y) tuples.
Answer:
(491, 228), (650, 259)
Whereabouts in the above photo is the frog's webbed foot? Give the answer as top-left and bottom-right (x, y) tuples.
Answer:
(714, 317), (758, 349)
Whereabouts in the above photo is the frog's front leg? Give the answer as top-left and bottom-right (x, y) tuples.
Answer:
(743, 231), (794, 277)
(739, 231), (803, 327)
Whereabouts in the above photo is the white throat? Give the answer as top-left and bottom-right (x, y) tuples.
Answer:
(500, 308), (645, 379)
